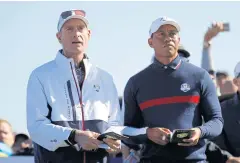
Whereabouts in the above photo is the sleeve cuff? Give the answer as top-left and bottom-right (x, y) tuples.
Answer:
(66, 129), (77, 145)
(203, 41), (211, 48)
(198, 126), (206, 138)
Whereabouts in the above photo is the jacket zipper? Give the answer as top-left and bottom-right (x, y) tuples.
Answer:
(70, 62), (86, 163)
(70, 62), (85, 130)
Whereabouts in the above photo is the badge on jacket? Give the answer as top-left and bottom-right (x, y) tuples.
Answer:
(94, 84), (100, 92)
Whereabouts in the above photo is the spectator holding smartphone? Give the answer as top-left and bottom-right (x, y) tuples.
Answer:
(201, 22), (237, 96)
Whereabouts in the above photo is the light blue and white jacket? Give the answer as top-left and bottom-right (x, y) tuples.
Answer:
(26, 50), (121, 162)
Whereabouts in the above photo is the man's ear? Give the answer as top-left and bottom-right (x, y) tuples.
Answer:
(148, 38), (153, 48)
(233, 78), (239, 87)
(88, 29), (91, 39)
(56, 32), (62, 44)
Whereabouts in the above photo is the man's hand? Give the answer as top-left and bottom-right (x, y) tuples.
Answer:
(147, 127), (171, 145)
(226, 157), (240, 163)
(178, 128), (201, 146)
(204, 22), (225, 43)
(103, 138), (121, 154)
(74, 130), (102, 151)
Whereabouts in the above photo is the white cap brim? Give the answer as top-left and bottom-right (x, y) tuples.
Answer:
(149, 18), (180, 37)
(159, 21), (180, 32)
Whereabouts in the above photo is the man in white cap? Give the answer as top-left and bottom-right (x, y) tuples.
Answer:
(26, 9), (121, 163)
(212, 61), (240, 163)
(123, 16), (223, 162)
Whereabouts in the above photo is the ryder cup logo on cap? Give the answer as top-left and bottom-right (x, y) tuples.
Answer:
(234, 61), (240, 78)
(149, 16), (180, 37)
(57, 9), (89, 32)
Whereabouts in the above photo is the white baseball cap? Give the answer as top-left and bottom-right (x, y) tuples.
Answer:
(234, 61), (240, 78)
(149, 16), (180, 37)
(57, 9), (89, 32)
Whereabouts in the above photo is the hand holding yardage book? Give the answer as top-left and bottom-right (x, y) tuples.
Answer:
(169, 129), (194, 143)
(97, 126), (147, 149)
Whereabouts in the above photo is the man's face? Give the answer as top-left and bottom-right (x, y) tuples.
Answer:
(56, 18), (90, 55)
(216, 75), (228, 87)
(0, 122), (14, 147)
(148, 24), (180, 58)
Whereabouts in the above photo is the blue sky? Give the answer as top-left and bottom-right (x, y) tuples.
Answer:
(0, 1), (239, 133)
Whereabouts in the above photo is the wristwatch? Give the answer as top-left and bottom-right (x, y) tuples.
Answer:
(67, 129), (77, 145)
(203, 41), (211, 48)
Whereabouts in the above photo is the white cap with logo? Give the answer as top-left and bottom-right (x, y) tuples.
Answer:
(57, 9), (89, 32)
(234, 61), (240, 78)
(149, 16), (180, 37)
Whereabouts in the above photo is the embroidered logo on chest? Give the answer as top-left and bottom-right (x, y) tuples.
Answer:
(180, 83), (191, 92)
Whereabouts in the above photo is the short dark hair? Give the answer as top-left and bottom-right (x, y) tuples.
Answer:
(15, 133), (29, 142)
(208, 70), (215, 76)
(216, 71), (229, 78)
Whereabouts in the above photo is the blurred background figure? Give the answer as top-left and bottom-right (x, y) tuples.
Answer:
(201, 22), (237, 96)
(0, 119), (14, 157)
(216, 71), (230, 89)
(216, 71), (237, 95)
(208, 70), (216, 82)
(12, 133), (33, 156)
(178, 44), (190, 62)
(211, 61), (240, 163)
(0, 142), (13, 157)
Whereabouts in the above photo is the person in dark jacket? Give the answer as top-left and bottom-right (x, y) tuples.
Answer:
(212, 61), (240, 163)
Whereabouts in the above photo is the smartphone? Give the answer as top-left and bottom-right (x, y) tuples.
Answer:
(170, 129), (194, 143)
(223, 23), (230, 32)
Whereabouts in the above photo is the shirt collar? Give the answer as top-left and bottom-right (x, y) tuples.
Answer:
(153, 55), (182, 70)
(55, 49), (92, 77)
(59, 49), (88, 68)
(75, 55), (88, 69)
